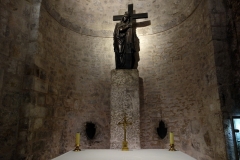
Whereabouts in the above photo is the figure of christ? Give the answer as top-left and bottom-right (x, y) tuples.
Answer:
(113, 4), (148, 69)
(113, 12), (133, 69)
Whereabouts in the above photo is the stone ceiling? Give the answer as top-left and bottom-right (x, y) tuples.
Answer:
(42, 0), (201, 37)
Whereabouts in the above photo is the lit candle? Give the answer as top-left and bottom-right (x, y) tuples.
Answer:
(76, 132), (80, 146)
(170, 132), (174, 144)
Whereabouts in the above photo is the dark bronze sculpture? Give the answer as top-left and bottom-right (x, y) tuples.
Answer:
(113, 4), (148, 69)
(113, 12), (133, 69)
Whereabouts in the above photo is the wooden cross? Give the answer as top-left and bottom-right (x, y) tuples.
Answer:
(118, 114), (132, 150)
(113, 4), (148, 23)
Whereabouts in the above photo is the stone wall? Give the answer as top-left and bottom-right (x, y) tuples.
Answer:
(35, 6), (113, 159)
(110, 70), (140, 150)
(209, 0), (240, 159)
(0, 0), (41, 159)
(37, 0), (227, 159)
(138, 0), (226, 159)
(0, 0), (233, 159)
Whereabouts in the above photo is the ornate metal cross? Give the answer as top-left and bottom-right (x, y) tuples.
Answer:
(118, 114), (132, 151)
(113, 4), (148, 23)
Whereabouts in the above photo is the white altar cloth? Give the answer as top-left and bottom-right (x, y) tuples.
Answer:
(52, 149), (196, 160)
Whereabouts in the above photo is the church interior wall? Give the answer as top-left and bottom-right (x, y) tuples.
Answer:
(24, 6), (114, 159)
(0, 0), (41, 159)
(1, 0), (239, 159)
(138, 0), (226, 159)
(208, 0), (240, 159)
(36, 0), (227, 159)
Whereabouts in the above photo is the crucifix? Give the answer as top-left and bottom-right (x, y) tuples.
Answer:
(113, 4), (148, 22)
(118, 114), (132, 151)
(113, 4), (148, 69)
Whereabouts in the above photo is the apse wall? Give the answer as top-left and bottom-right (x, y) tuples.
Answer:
(36, 4), (113, 158)
(138, 1), (226, 159)
(37, 0), (227, 160)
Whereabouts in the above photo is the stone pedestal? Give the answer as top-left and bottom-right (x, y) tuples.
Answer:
(110, 69), (140, 149)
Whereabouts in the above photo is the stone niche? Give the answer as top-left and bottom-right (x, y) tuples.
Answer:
(110, 69), (140, 149)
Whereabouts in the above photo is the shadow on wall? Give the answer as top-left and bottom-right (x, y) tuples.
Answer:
(133, 20), (151, 69)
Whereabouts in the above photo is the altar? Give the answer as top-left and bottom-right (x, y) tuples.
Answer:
(52, 149), (196, 160)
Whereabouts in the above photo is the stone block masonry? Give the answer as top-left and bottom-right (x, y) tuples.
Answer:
(110, 69), (140, 149)
(0, 0), (234, 159)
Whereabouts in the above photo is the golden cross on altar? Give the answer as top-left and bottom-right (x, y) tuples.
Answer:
(118, 114), (132, 151)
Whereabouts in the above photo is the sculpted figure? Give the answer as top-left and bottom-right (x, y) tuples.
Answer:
(113, 12), (134, 69)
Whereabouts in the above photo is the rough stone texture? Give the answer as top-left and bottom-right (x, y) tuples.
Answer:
(110, 69), (140, 149)
(135, 0), (226, 159)
(0, 0), (238, 160)
(42, 0), (202, 36)
(32, 6), (112, 159)
(37, 0), (227, 159)
(0, 0), (41, 159)
(209, 0), (240, 159)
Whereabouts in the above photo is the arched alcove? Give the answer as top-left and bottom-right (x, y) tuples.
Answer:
(33, 0), (227, 159)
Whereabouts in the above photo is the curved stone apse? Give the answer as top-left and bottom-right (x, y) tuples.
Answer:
(42, 0), (202, 36)
(36, 0), (227, 159)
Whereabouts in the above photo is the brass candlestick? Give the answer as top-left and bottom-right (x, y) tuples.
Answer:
(73, 144), (81, 151)
(169, 144), (176, 151)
